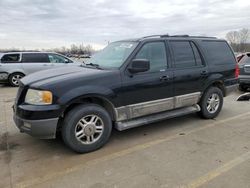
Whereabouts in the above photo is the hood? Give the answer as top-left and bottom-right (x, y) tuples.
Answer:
(21, 66), (108, 87)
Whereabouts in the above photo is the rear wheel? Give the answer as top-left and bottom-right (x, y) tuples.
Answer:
(9, 73), (24, 87)
(198, 87), (223, 119)
(61, 104), (112, 153)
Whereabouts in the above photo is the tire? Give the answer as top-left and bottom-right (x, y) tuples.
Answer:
(61, 104), (112, 153)
(9, 73), (24, 87)
(198, 87), (223, 119)
(239, 84), (248, 92)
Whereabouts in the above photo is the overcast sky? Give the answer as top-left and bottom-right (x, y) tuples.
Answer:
(0, 0), (250, 49)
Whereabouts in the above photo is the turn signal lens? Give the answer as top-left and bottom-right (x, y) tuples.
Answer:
(25, 89), (53, 105)
(42, 91), (53, 104)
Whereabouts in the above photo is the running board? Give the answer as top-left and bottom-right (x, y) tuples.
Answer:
(115, 104), (200, 131)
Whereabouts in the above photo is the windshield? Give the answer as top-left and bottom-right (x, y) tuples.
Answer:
(86, 41), (138, 68)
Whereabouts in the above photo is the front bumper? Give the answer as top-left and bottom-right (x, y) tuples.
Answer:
(13, 114), (59, 139)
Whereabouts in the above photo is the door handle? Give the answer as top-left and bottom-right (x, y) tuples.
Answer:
(160, 75), (170, 81)
(200, 70), (208, 76)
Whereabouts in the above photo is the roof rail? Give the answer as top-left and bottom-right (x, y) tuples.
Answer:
(169, 35), (190, 37)
(189, 36), (217, 39)
(140, 34), (217, 40)
(140, 34), (169, 39)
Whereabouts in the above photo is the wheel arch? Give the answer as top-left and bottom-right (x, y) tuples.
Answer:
(61, 95), (117, 123)
(203, 80), (226, 97)
(8, 71), (25, 78)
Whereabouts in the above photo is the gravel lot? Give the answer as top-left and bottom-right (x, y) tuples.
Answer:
(0, 84), (250, 188)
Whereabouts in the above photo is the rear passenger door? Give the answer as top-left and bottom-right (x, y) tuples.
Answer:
(21, 53), (51, 74)
(169, 40), (208, 106)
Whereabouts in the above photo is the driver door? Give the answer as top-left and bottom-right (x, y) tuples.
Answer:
(119, 41), (174, 120)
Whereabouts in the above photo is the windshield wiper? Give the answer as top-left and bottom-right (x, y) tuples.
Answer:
(85, 63), (102, 69)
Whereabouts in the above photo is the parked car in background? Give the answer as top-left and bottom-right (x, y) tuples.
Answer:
(13, 35), (238, 153)
(0, 52), (81, 86)
(238, 52), (250, 91)
(236, 52), (250, 62)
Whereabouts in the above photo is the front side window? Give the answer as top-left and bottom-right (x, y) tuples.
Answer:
(170, 41), (197, 68)
(22, 53), (49, 63)
(135, 42), (167, 72)
(1, 54), (20, 63)
(86, 42), (138, 68)
(48, 54), (69, 63)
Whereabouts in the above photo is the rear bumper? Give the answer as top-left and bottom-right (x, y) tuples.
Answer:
(13, 115), (58, 139)
(225, 84), (239, 96)
(0, 72), (8, 82)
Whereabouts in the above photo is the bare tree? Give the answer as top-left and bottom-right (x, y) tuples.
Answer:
(239, 28), (250, 52)
(226, 28), (250, 52)
(226, 31), (240, 51)
(226, 31), (239, 44)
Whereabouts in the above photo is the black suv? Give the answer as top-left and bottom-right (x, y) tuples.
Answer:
(13, 35), (238, 153)
(238, 52), (250, 91)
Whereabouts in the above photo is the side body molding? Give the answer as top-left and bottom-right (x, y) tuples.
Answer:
(115, 92), (201, 121)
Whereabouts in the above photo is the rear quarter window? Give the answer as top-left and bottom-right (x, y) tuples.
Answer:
(1, 54), (20, 63)
(200, 41), (236, 66)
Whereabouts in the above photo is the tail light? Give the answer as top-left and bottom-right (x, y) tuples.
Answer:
(235, 63), (239, 78)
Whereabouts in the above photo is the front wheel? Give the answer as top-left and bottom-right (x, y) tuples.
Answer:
(198, 87), (223, 119)
(61, 104), (112, 153)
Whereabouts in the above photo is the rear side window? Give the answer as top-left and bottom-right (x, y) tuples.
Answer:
(22, 53), (50, 63)
(200, 41), (236, 65)
(170, 41), (202, 68)
(191, 42), (203, 66)
(1, 54), (20, 63)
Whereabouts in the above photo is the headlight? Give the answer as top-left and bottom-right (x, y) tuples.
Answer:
(25, 89), (53, 105)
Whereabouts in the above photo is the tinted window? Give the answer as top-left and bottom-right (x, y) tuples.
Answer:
(135, 42), (167, 72)
(200, 41), (236, 65)
(191, 42), (203, 66)
(48, 54), (69, 63)
(1, 54), (20, 63)
(170, 41), (197, 68)
(22, 53), (49, 63)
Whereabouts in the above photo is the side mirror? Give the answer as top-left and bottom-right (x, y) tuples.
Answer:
(64, 59), (70, 63)
(128, 59), (150, 74)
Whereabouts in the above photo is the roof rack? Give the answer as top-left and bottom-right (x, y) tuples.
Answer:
(140, 34), (217, 40)
(140, 34), (169, 39)
(188, 36), (217, 39)
(169, 35), (190, 37)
